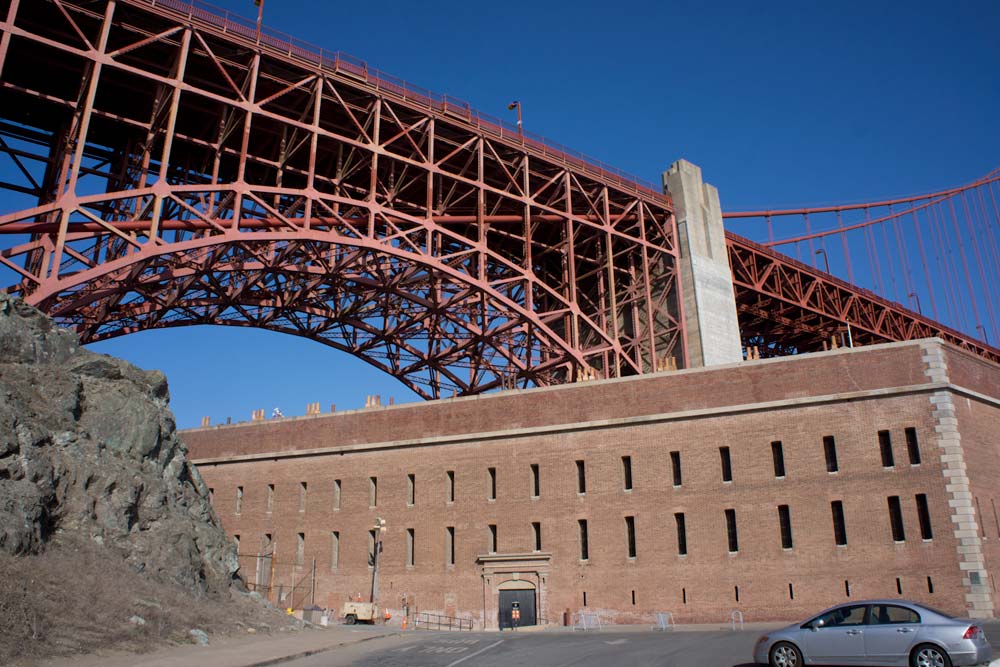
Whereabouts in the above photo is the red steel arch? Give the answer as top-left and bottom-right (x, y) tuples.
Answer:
(0, 0), (683, 397)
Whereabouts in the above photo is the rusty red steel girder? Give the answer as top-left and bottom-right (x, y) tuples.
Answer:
(727, 233), (1000, 363)
(0, 0), (684, 398)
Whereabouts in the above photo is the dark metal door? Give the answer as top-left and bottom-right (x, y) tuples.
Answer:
(498, 589), (536, 629)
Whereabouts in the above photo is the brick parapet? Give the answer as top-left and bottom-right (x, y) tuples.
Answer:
(184, 341), (944, 459)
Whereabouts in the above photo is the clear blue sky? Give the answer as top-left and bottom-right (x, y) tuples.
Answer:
(9, 0), (1000, 427)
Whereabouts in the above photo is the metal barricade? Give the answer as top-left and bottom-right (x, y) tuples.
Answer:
(572, 612), (602, 631)
(653, 611), (675, 631)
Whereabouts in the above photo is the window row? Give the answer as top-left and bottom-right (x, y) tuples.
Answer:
(574, 574), (937, 609)
(233, 494), (935, 570)
(225, 428), (924, 514)
(235, 530), (941, 605)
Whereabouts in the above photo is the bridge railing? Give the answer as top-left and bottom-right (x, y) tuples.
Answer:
(140, 0), (666, 201)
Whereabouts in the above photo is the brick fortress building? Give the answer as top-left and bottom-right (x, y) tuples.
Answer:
(183, 339), (1000, 628)
(183, 163), (1000, 629)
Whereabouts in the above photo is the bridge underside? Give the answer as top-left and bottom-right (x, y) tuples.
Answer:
(0, 0), (995, 397)
(0, 0), (683, 397)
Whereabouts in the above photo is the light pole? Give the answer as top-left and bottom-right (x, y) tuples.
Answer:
(815, 248), (830, 274)
(370, 517), (385, 604)
(507, 101), (522, 135)
(976, 324), (990, 345)
(254, 0), (264, 40)
(908, 292), (922, 315)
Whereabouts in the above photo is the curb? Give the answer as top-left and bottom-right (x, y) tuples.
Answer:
(245, 632), (401, 667)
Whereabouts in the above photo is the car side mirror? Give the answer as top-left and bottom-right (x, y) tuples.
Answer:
(811, 620), (824, 630)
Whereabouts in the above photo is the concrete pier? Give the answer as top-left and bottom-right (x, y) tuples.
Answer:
(664, 159), (743, 367)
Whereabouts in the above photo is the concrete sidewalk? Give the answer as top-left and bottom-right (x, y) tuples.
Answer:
(31, 624), (399, 667)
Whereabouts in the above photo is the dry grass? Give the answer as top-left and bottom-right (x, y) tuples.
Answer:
(0, 538), (287, 664)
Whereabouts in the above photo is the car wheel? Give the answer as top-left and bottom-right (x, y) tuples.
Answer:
(910, 643), (952, 667)
(345, 614), (357, 625)
(769, 641), (803, 667)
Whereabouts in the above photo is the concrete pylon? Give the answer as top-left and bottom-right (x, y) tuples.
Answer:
(663, 160), (743, 368)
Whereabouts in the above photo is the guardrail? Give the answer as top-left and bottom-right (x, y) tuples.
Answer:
(138, 0), (666, 201)
(413, 611), (473, 631)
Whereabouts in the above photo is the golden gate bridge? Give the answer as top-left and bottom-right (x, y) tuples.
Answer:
(0, 0), (996, 400)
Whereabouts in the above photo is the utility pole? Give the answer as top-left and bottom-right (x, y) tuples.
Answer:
(370, 517), (386, 603)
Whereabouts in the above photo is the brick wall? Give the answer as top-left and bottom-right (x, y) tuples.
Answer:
(185, 340), (1000, 627)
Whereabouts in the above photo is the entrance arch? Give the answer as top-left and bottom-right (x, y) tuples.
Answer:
(478, 552), (550, 630)
(498, 579), (537, 629)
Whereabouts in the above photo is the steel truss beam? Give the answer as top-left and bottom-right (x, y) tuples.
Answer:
(0, 0), (683, 397)
(728, 233), (1000, 363)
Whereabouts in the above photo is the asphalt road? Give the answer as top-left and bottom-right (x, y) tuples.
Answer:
(285, 629), (768, 667)
(285, 621), (1000, 667)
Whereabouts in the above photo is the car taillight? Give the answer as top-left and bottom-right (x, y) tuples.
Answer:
(963, 625), (980, 640)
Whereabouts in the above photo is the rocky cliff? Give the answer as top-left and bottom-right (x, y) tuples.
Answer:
(0, 293), (239, 593)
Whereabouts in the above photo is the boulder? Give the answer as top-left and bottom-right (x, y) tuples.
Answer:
(0, 293), (240, 593)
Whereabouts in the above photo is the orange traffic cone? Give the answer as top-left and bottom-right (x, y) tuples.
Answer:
(402, 616), (408, 630)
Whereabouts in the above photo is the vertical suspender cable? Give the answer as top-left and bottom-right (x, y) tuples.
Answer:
(805, 213), (816, 268)
(979, 184), (1000, 273)
(961, 190), (999, 341)
(929, 204), (960, 329)
(837, 211), (855, 285)
(879, 213), (899, 303)
(977, 186), (1000, 320)
(978, 184), (1000, 341)
(891, 207), (915, 303)
(947, 197), (982, 336)
(864, 208), (886, 297)
(911, 209), (938, 320)
(979, 184), (1000, 303)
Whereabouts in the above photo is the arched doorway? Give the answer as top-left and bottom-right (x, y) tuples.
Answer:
(498, 580), (537, 630)
(478, 552), (550, 630)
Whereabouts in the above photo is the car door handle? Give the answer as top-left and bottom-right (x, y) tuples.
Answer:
(846, 630), (863, 635)
(897, 628), (915, 633)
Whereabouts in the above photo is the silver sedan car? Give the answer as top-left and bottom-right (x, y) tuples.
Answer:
(753, 600), (991, 667)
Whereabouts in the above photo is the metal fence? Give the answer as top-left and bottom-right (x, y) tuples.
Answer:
(236, 549), (315, 609)
(412, 611), (473, 631)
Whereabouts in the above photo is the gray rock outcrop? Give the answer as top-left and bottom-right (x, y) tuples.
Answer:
(0, 294), (239, 593)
